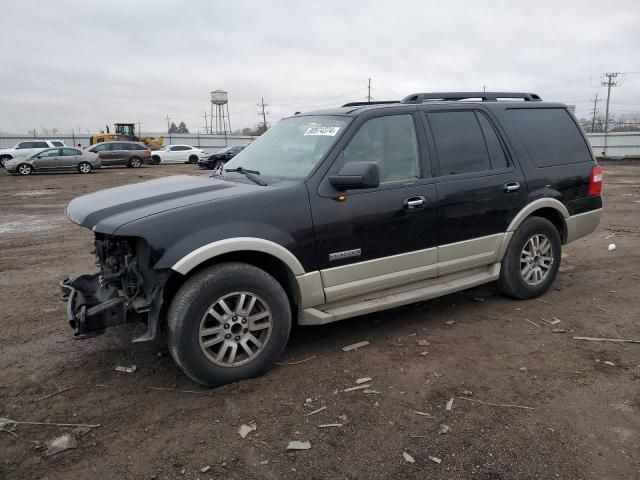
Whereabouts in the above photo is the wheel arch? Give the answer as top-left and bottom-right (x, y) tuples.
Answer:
(498, 198), (569, 260)
(162, 248), (302, 330)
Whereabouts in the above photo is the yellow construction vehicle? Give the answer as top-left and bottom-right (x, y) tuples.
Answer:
(90, 123), (164, 150)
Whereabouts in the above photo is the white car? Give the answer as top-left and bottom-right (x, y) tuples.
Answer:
(149, 145), (206, 165)
(0, 139), (66, 168)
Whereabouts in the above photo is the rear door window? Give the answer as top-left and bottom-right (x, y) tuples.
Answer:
(507, 108), (592, 167)
(476, 113), (508, 169)
(33, 141), (50, 148)
(427, 111), (491, 175)
(62, 148), (80, 156)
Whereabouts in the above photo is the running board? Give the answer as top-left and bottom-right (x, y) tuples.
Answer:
(300, 263), (501, 325)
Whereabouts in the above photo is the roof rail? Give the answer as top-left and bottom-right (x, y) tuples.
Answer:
(341, 100), (399, 107)
(401, 92), (542, 103)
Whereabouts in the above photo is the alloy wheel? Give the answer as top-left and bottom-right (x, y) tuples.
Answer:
(198, 291), (272, 367)
(520, 233), (554, 286)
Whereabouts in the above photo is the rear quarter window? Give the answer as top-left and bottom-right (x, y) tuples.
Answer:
(52, 141), (64, 147)
(507, 108), (592, 167)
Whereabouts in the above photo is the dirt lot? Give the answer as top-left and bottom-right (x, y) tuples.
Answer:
(1, 163), (639, 480)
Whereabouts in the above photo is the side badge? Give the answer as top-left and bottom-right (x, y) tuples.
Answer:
(329, 248), (362, 261)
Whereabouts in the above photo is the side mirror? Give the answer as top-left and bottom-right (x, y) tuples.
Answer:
(329, 161), (379, 190)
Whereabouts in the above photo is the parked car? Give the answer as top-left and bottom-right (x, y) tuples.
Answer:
(60, 91), (602, 387)
(150, 145), (206, 165)
(0, 140), (66, 168)
(4, 147), (100, 175)
(85, 141), (151, 168)
(197, 145), (246, 170)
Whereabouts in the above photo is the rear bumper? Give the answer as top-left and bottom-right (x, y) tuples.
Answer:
(565, 208), (602, 243)
(60, 274), (129, 338)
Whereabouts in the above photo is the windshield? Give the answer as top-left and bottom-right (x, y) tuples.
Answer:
(223, 115), (349, 182)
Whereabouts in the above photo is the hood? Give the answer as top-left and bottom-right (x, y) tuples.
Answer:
(66, 174), (262, 234)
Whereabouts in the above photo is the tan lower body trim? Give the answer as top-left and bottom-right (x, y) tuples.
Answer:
(565, 208), (602, 243)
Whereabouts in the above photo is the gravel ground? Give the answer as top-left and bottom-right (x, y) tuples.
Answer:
(1, 163), (639, 479)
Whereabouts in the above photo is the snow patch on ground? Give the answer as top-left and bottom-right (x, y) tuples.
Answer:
(0, 214), (65, 234)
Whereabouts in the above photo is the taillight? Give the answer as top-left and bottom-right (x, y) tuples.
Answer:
(588, 165), (603, 197)
(144, 149), (151, 155)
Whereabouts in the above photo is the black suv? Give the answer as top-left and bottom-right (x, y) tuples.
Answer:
(197, 145), (246, 170)
(85, 141), (151, 168)
(60, 92), (603, 387)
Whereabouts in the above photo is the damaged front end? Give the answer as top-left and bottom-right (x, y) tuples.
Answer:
(60, 234), (168, 342)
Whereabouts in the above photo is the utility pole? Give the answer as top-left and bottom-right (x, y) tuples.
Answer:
(601, 72), (621, 156)
(165, 115), (172, 143)
(202, 111), (209, 134)
(367, 78), (372, 103)
(590, 94), (599, 133)
(137, 121), (142, 135)
(257, 98), (269, 132)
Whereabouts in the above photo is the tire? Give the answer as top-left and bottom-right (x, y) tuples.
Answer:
(498, 216), (561, 299)
(17, 163), (33, 175)
(0, 156), (11, 168)
(129, 157), (142, 168)
(78, 161), (92, 174)
(151, 156), (161, 165)
(167, 262), (291, 387)
(188, 155), (198, 164)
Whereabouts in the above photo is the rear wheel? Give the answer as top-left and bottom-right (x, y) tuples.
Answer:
(167, 262), (291, 387)
(129, 157), (142, 168)
(498, 216), (561, 299)
(17, 164), (33, 175)
(78, 161), (92, 174)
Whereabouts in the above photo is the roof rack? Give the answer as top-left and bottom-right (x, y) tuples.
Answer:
(401, 92), (542, 103)
(341, 100), (399, 107)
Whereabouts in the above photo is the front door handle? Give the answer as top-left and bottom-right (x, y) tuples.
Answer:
(503, 182), (520, 193)
(403, 196), (426, 210)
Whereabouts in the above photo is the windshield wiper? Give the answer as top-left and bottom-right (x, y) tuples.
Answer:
(224, 167), (267, 186)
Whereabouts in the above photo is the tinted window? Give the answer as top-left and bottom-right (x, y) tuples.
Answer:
(129, 143), (145, 150)
(33, 141), (50, 148)
(52, 141), (64, 147)
(16, 142), (33, 149)
(91, 144), (110, 152)
(173, 145), (190, 151)
(62, 148), (80, 156)
(428, 111), (490, 175)
(343, 114), (419, 183)
(507, 108), (592, 167)
(39, 149), (60, 158)
(477, 113), (508, 169)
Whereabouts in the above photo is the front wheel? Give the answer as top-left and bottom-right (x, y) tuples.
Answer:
(167, 262), (291, 387)
(17, 164), (33, 175)
(0, 156), (11, 168)
(129, 157), (142, 168)
(498, 216), (561, 299)
(188, 155), (199, 164)
(78, 161), (92, 174)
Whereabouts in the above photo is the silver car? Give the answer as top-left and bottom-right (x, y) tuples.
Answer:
(4, 147), (101, 175)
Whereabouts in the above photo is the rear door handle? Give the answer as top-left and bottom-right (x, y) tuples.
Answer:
(503, 182), (520, 193)
(403, 196), (426, 210)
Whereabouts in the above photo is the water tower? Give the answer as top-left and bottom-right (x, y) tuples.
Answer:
(210, 89), (231, 135)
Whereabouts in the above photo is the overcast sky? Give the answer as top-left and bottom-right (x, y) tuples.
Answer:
(1, 0), (639, 134)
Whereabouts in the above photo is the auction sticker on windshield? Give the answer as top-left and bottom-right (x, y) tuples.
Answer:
(304, 126), (340, 136)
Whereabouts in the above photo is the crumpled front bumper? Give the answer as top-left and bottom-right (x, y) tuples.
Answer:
(60, 274), (127, 339)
